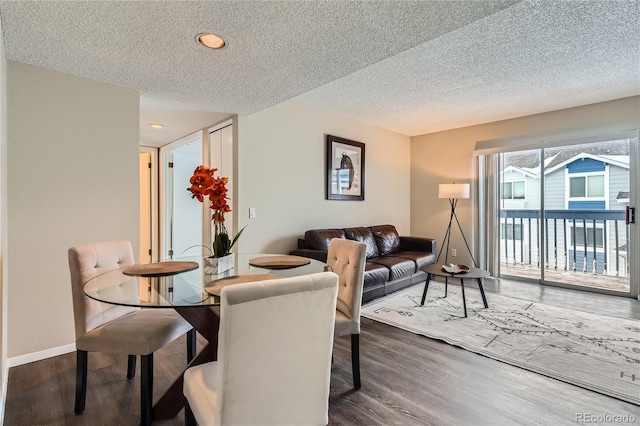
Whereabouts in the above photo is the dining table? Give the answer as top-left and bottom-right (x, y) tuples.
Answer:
(83, 253), (330, 422)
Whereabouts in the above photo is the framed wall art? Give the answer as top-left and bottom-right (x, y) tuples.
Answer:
(326, 134), (365, 201)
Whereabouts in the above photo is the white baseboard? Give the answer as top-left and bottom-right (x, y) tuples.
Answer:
(1, 344), (75, 421)
(6, 343), (75, 368)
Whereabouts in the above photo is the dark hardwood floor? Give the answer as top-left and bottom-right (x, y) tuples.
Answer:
(4, 278), (640, 425)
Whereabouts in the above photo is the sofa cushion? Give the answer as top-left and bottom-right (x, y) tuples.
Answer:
(368, 256), (415, 281)
(363, 263), (389, 288)
(393, 252), (436, 271)
(370, 225), (401, 255)
(343, 227), (380, 259)
(304, 229), (345, 251)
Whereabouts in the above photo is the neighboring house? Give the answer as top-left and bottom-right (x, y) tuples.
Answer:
(499, 140), (630, 276)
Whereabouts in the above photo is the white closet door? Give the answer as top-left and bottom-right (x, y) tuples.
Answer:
(209, 123), (235, 244)
(160, 134), (203, 259)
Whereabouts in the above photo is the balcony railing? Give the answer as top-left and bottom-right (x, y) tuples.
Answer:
(500, 209), (629, 277)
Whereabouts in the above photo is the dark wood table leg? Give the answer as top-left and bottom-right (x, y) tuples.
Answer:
(152, 306), (220, 422)
(420, 273), (432, 305)
(460, 278), (467, 317)
(444, 277), (448, 297)
(477, 278), (489, 308)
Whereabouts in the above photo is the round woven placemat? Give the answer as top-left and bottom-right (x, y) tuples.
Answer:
(204, 274), (282, 296)
(123, 261), (199, 277)
(248, 255), (311, 269)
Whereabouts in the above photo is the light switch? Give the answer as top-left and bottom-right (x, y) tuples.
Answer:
(249, 207), (256, 219)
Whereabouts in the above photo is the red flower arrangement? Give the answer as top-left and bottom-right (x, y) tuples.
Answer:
(188, 165), (244, 258)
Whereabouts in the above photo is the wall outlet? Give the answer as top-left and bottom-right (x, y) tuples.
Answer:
(451, 249), (457, 257)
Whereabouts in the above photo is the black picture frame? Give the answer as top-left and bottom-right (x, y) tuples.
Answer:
(326, 135), (365, 201)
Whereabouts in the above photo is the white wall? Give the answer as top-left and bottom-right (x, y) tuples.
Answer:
(411, 96), (640, 269)
(6, 62), (140, 359)
(236, 100), (411, 254)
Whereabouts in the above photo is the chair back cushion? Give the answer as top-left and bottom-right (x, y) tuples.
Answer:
(68, 241), (138, 339)
(215, 272), (338, 425)
(327, 238), (367, 328)
(370, 224), (401, 255)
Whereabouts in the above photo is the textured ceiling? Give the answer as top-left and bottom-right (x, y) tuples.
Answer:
(0, 1), (638, 146)
(295, 0), (640, 135)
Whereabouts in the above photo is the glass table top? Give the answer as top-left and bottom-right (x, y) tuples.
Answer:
(83, 254), (330, 308)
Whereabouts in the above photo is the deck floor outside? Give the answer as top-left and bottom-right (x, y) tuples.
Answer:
(501, 263), (630, 293)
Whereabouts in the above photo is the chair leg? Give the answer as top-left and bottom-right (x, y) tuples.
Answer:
(187, 328), (196, 364)
(141, 353), (153, 426)
(74, 350), (88, 414)
(351, 334), (361, 389)
(185, 401), (197, 426)
(127, 354), (136, 379)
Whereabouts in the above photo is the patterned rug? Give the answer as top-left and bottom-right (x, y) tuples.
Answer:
(361, 282), (640, 405)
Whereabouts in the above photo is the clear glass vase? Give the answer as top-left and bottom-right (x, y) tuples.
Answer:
(203, 253), (235, 274)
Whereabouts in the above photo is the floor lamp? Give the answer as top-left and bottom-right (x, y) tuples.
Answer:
(437, 183), (477, 267)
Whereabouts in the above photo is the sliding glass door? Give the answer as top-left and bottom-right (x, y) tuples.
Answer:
(495, 134), (637, 296)
(499, 149), (542, 281)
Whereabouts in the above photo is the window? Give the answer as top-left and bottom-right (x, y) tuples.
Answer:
(569, 174), (604, 198)
(501, 181), (525, 199)
(501, 223), (523, 240)
(569, 225), (604, 249)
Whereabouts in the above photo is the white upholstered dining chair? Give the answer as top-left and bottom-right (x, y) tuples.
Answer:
(68, 240), (195, 425)
(183, 271), (339, 426)
(327, 238), (367, 389)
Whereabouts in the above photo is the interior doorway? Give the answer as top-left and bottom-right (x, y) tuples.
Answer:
(141, 120), (236, 262)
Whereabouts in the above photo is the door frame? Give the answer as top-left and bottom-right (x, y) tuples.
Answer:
(159, 130), (204, 259)
(139, 146), (159, 262)
(478, 131), (638, 299)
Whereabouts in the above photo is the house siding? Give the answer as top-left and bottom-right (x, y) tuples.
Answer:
(609, 165), (630, 209)
(501, 152), (630, 276)
(544, 169), (565, 209)
(567, 158), (606, 173)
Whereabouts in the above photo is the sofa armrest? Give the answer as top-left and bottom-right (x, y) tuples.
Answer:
(289, 249), (328, 263)
(399, 236), (436, 254)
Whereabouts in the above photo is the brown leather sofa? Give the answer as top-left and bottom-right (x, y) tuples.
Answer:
(290, 224), (436, 303)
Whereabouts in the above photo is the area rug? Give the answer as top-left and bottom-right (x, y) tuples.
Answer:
(361, 282), (640, 405)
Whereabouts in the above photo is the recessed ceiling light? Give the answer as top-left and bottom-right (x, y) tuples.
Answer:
(196, 33), (226, 49)
(148, 123), (165, 129)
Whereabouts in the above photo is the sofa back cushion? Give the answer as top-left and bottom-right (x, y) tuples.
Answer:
(304, 229), (345, 251)
(370, 225), (401, 255)
(343, 227), (380, 259)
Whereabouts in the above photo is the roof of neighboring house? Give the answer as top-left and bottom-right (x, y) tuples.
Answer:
(502, 139), (631, 172)
(501, 165), (539, 179)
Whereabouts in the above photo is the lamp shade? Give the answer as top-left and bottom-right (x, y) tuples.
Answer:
(439, 183), (470, 199)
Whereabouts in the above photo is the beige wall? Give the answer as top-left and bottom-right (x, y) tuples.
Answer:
(0, 20), (7, 411)
(411, 96), (640, 268)
(236, 100), (411, 254)
(6, 62), (140, 358)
